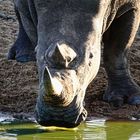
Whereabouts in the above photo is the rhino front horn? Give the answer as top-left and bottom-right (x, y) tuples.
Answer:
(49, 43), (77, 67)
(43, 67), (63, 97)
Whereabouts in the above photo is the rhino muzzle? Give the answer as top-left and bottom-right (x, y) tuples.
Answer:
(36, 107), (87, 128)
(35, 95), (87, 128)
(36, 63), (87, 127)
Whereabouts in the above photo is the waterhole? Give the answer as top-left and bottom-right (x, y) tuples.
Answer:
(0, 116), (140, 140)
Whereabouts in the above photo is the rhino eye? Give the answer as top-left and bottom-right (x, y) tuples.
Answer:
(46, 43), (77, 68)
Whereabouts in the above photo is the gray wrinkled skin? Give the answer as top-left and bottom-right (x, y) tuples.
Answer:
(12, 0), (140, 127)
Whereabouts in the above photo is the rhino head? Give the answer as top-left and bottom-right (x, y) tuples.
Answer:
(35, 1), (104, 128)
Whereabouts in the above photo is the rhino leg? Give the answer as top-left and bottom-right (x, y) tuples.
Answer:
(103, 9), (140, 107)
(8, 8), (36, 62)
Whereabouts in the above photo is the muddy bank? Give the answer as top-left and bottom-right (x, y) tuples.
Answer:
(0, 0), (140, 120)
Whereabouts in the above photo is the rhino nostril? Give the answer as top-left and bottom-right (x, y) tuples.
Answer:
(89, 52), (94, 59)
(67, 56), (72, 63)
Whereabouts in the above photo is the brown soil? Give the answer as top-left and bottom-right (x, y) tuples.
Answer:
(0, 0), (140, 120)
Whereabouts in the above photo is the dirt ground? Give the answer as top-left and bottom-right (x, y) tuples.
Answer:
(0, 0), (140, 120)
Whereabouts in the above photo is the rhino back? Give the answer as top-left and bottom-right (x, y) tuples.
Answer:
(13, 0), (139, 43)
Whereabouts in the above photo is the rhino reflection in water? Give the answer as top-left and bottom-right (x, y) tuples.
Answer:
(8, 0), (140, 127)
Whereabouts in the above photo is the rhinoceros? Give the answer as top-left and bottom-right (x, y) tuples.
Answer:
(8, 0), (140, 127)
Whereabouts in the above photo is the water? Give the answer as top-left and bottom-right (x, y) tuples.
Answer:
(0, 119), (140, 140)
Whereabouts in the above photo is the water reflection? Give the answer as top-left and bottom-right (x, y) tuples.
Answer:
(105, 121), (140, 140)
(0, 119), (140, 140)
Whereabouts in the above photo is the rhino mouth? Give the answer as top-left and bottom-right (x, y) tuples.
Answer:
(36, 107), (87, 128)
(35, 94), (87, 128)
(36, 112), (86, 128)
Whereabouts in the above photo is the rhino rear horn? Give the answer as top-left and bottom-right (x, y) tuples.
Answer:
(50, 43), (77, 67)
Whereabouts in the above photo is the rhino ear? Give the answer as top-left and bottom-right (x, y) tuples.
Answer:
(48, 43), (77, 67)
